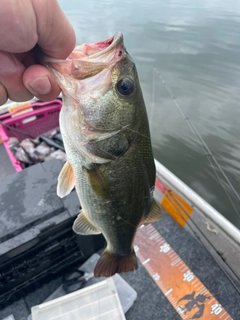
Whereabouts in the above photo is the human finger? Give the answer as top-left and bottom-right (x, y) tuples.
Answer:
(23, 65), (60, 101)
(32, 0), (76, 58)
(0, 51), (33, 103)
(0, 83), (8, 105)
(0, 0), (76, 59)
(0, 0), (37, 53)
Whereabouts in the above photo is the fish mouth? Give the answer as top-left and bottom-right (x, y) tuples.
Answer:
(71, 32), (124, 60)
(43, 32), (124, 80)
(43, 32), (124, 63)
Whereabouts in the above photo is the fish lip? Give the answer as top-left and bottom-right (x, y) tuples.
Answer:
(85, 32), (124, 59)
(42, 32), (124, 65)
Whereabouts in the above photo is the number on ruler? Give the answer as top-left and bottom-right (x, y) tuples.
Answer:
(183, 270), (194, 282)
(211, 304), (223, 315)
(160, 243), (170, 253)
(152, 273), (160, 281)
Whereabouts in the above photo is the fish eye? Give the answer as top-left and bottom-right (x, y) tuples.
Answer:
(116, 78), (134, 96)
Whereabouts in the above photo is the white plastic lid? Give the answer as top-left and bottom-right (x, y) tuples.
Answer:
(31, 277), (126, 320)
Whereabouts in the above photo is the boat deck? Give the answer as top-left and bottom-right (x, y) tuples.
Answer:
(0, 144), (239, 320)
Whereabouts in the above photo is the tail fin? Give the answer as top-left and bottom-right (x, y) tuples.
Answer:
(94, 249), (138, 277)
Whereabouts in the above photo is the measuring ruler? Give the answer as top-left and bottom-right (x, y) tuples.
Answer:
(134, 224), (233, 320)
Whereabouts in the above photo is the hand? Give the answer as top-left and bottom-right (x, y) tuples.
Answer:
(0, 0), (76, 105)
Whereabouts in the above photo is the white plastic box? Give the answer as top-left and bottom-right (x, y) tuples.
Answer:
(31, 277), (126, 320)
(43, 253), (137, 314)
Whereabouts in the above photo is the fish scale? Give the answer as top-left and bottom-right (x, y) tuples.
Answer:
(134, 224), (233, 320)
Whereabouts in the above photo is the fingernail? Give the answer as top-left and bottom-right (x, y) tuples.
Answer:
(29, 76), (51, 95)
(0, 52), (17, 74)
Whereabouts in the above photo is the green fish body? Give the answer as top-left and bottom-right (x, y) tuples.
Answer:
(44, 32), (162, 277)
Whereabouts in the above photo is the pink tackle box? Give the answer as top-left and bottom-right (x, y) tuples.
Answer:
(0, 99), (62, 172)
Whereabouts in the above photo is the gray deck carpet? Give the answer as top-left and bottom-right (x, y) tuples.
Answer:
(0, 144), (16, 178)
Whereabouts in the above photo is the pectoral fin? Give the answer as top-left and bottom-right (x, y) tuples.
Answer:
(83, 165), (110, 198)
(143, 199), (162, 225)
(73, 211), (101, 235)
(57, 161), (75, 198)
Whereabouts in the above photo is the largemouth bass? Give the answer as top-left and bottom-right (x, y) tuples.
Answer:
(43, 32), (162, 277)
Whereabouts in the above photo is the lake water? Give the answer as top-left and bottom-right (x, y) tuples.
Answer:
(59, 0), (240, 228)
